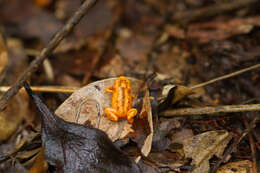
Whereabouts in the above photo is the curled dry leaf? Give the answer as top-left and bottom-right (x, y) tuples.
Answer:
(183, 130), (232, 173)
(131, 87), (153, 162)
(159, 84), (194, 111)
(163, 85), (194, 104)
(55, 77), (153, 157)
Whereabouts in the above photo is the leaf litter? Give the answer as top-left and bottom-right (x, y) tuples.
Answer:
(0, 0), (260, 172)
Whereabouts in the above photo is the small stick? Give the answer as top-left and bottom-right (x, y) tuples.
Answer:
(162, 104), (260, 117)
(190, 63), (260, 90)
(0, 86), (78, 93)
(0, 0), (98, 110)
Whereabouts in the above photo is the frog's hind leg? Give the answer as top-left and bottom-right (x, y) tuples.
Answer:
(127, 108), (137, 124)
(105, 108), (119, 122)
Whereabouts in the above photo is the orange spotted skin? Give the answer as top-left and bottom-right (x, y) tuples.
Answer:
(105, 76), (137, 123)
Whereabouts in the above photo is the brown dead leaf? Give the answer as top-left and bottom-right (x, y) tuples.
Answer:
(166, 16), (260, 43)
(187, 18), (254, 43)
(95, 54), (125, 78)
(216, 160), (253, 173)
(0, 0), (62, 44)
(155, 46), (191, 80)
(116, 32), (154, 75)
(52, 49), (100, 76)
(183, 130), (232, 173)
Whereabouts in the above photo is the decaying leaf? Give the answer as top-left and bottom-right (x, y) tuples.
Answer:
(183, 130), (232, 173)
(216, 160), (253, 173)
(24, 83), (142, 173)
(55, 77), (153, 158)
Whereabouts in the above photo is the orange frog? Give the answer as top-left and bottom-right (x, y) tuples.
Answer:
(105, 76), (137, 123)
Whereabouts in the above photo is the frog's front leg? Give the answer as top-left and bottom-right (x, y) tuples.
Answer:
(127, 108), (137, 123)
(105, 86), (114, 93)
(105, 108), (119, 121)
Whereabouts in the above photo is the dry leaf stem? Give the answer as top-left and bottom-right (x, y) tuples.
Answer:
(0, 0), (98, 110)
(190, 63), (260, 90)
(162, 104), (260, 117)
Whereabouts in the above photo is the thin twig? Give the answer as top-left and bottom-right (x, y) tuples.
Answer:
(189, 63), (260, 90)
(210, 113), (260, 173)
(243, 118), (258, 173)
(0, 0), (98, 110)
(0, 86), (78, 93)
(162, 104), (260, 117)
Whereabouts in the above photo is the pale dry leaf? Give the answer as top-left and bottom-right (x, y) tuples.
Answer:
(55, 77), (153, 155)
(216, 160), (253, 173)
(183, 130), (232, 173)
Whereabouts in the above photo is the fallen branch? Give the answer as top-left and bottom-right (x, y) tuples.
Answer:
(162, 104), (260, 117)
(0, 0), (98, 110)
